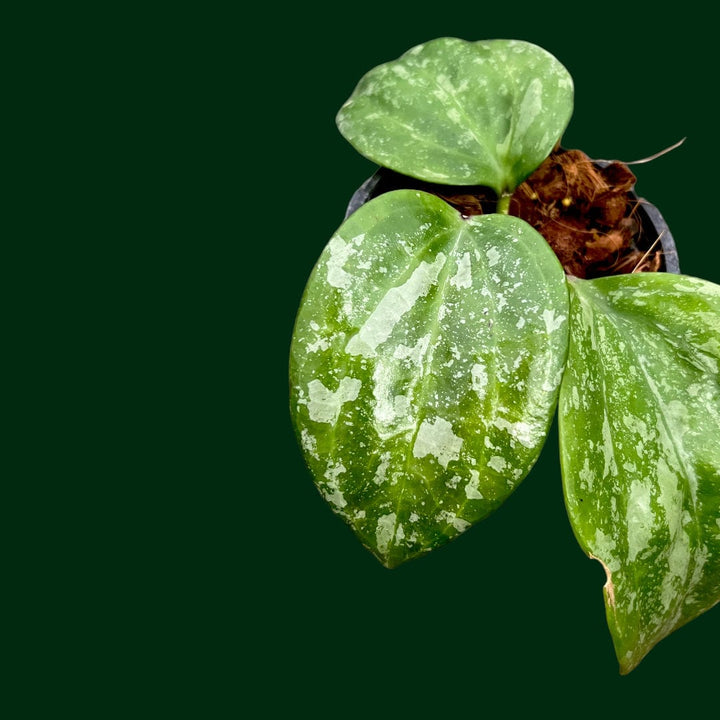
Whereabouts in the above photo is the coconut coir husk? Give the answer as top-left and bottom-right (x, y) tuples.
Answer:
(438, 148), (663, 278)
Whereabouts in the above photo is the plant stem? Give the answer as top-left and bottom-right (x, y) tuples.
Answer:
(497, 193), (511, 214)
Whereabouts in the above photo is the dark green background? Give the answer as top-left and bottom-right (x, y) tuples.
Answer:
(252, 5), (718, 715)
(31, 3), (718, 716)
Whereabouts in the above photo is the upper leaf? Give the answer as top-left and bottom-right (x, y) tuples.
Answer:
(290, 190), (568, 567)
(560, 273), (720, 673)
(336, 38), (574, 195)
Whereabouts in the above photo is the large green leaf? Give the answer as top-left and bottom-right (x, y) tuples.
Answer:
(560, 273), (720, 673)
(336, 38), (573, 195)
(290, 190), (568, 567)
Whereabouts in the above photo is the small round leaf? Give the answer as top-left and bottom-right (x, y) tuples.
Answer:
(336, 38), (574, 194)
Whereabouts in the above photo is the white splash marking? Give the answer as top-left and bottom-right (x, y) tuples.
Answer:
(579, 457), (594, 492)
(450, 252), (472, 289)
(306, 377), (362, 424)
(699, 310), (720, 333)
(393, 395), (410, 416)
(409, 512), (419, 523)
(486, 246), (501, 267)
(487, 456), (507, 473)
(392, 64), (410, 79)
(447, 475), (461, 489)
(667, 530), (691, 580)
(656, 457), (681, 537)
(542, 366), (564, 393)
(435, 73), (456, 95)
(642, 368), (698, 506)
(446, 107), (462, 125)
(376, 513), (397, 555)
(323, 463), (347, 508)
(571, 385), (580, 410)
(687, 544), (709, 600)
(622, 414), (651, 442)
(372, 360), (414, 439)
(593, 529), (620, 572)
(627, 479), (654, 562)
(542, 308), (566, 334)
(515, 78), (543, 137)
(412, 417), (463, 469)
(464, 470), (484, 499)
(300, 429), (319, 460)
(306, 337), (330, 353)
(601, 411), (617, 479)
(661, 527), (693, 612)
(493, 418), (537, 448)
(437, 510), (470, 533)
(373, 451), (392, 485)
(326, 236), (354, 289)
(471, 362), (488, 400)
(394, 334), (431, 367)
(687, 383), (702, 398)
(696, 338), (720, 373)
(345, 253), (446, 357)
(324, 463), (345, 483)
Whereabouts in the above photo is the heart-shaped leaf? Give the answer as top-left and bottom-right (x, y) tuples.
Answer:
(290, 190), (568, 567)
(336, 38), (574, 195)
(559, 273), (720, 673)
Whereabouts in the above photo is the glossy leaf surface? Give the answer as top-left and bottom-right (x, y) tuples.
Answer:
(336, 38), (573, 194)
(560, 273), (720, 673)
(290, 190), (568, 567)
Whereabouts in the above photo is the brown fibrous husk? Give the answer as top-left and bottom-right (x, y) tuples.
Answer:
(438, 147), (664, 278)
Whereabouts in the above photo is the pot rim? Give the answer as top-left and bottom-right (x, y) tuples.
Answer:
(345, 166), (681, 275)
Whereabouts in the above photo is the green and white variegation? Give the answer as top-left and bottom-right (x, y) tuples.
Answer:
(336, 38), (573, 195)
(290, 190), (568, 568)
(560, 273), (720, 673)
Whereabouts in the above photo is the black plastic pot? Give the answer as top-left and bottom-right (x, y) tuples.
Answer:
(346, 166), (680, 275)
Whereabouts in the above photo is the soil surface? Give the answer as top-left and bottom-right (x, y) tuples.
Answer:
(437, 148), (663, 278)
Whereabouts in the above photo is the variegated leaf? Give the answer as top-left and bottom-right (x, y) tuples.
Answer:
(290, 190), (568, 567)
(336, 37), (573, 195)
(560, 273), (720, 673)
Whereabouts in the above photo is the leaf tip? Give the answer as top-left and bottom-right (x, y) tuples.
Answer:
(618, 649), (643, 676)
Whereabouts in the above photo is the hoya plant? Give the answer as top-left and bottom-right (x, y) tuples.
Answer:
(289, 38), (720, 674)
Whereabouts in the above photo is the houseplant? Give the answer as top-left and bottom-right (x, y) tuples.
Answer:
(288, 38), (720, 674)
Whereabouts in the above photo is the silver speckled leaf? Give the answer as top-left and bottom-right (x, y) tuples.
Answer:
(336, 38), (574, 194)
(560, 273), (720, 674)
(290, 190), (568, 568)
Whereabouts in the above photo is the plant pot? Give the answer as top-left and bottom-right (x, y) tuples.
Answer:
(346, 165), (681, 276)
